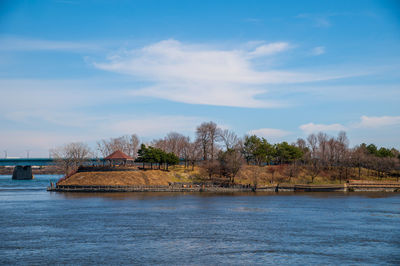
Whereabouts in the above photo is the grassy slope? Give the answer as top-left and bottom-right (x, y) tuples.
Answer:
(58, 167), (194, 186)
(58, 165), (399, 186)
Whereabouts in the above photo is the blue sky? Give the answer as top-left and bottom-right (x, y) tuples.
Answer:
(0, 0), (399, 157)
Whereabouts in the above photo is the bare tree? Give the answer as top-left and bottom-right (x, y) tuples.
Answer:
(97, 134), (140, 158)
(153, 132), (190, 166)
(218, 148), (244, 184)
(220, 129), (240, 150)
(306, 158), (322, 183)
(296, 138), (307, 151)
(187, 141), (202, 170)
(351, 145), (367, 179)
(195, 121), (221, 160)
(307, 133), (318, 158)
(51, 142), (92, 175)
(317, 132), (329, 166)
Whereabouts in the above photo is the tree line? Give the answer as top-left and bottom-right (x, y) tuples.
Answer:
(51, 121), (400, 182)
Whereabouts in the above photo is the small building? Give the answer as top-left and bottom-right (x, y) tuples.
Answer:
(104, 150), (134, 166)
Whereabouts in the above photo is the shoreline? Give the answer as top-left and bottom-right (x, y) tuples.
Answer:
(48, 183), (400, 193)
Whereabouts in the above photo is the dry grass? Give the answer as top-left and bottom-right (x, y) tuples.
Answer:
(58, 165), (196, 186)
(58, 164), (399, 186)
(234, 165), (399, 186)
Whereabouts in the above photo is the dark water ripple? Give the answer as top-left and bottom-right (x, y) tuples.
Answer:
(0, 175), (399, 265)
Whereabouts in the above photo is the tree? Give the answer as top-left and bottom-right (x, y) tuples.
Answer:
(135, 144), (149, 169)
(187, 141), (202, 170)
(317, 132), (329, 165)
(165, 152), (179, 170)
(306, 158), (322, 183)
(351, 145), (368, 179)
(135, 144), (179, 170)
(195, 121), (221, 161)
(378, 147), (393, 158)
(51, 142), (92, 175)
(153, 132), (190, 166)
(219, 129), (240, 150)
(242, 135), (260, 164)
(295, 138), (308, 154)
(307, 133), (318, 159)
(366, 144), (378, 156)
(97, 134), (140, 158)
(218, 148), (243, 184)
(254, 138), (274, 166)
(242, 135), (274, 165)
(275, 142), (303, 164)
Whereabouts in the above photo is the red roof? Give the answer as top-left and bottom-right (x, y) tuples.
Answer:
(104, 150), (134, 160)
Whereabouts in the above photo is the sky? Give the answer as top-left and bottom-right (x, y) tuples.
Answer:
(0, 0), (399, 157)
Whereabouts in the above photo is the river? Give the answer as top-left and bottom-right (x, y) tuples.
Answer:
(0, 175), (399, 265)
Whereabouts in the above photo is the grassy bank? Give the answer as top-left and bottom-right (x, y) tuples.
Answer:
(57, 164), (399, 187)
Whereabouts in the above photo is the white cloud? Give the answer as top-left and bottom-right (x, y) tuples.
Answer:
(311, 46), (325, 56)
(296, 14), (331, 27)
(248, 42), (290, 57)
(299, 122), (347, 134)
(356, 115), (400, 128)
(248, 128), (291, 141)
(93, 39), (346, 108)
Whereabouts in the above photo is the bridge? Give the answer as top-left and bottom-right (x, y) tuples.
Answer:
(0, 158), (106, 180)
(0, 158), (104, 166)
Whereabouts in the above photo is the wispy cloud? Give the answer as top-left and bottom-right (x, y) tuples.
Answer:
(296, 14), (331, 27)
(247, 42), (290, 57)
(299, 122), (347, 134)
(93, 39), (353, 108)
(248, 128), (291, 142)
(355, 115), (400, 128)
(111, 115), (205, 137)
(311, 46), (325, 56)
(300, 115), (400, 135)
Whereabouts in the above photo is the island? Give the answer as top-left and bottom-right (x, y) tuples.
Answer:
(49, 149), (400, 193)
(47, 123), (400, 193)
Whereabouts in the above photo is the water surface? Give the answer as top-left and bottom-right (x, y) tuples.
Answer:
(1, 175), (399, 265)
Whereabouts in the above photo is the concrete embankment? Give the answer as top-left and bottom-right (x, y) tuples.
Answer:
(48, 184), (256, 193)
(48, 183), (400, 193)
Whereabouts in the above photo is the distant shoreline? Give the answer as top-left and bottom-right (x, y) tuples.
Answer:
(0, 166), (62, 175)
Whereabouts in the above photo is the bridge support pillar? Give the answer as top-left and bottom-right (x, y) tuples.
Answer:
(12, 166), (34, 180)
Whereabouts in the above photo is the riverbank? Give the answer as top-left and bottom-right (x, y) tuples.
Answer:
(51, 165), (400, 193)
(49, 182), (400, 193)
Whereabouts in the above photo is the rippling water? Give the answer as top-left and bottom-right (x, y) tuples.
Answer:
(1, 175), (399, 265)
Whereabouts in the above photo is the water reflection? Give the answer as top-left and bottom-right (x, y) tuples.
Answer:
(54, 190), (399, 200)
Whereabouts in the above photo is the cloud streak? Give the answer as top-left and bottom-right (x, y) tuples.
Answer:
(311, 46), (325, 56)
(356, 115), (400, 128)
(248, 128), (291, 142)
(300, 115), (400, 135)
(299, 122), (347, 134)
(94, 39), (349, 108)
